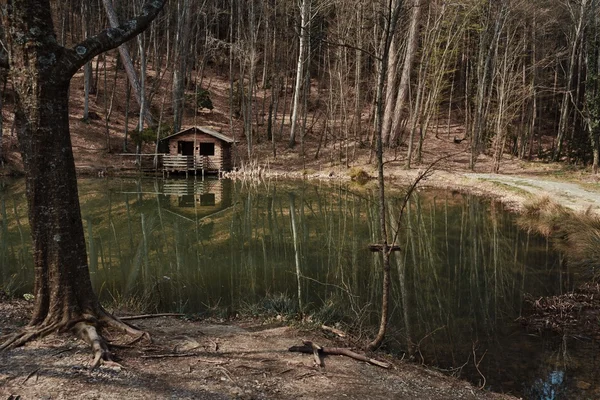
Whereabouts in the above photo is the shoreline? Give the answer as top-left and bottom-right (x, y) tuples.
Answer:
(225, 165), (600, 215)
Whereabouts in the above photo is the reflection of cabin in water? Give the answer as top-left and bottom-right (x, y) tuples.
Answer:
(159, 179), (232, 220)
(158, 126), (234, 176)
(158, 179), (233, 244)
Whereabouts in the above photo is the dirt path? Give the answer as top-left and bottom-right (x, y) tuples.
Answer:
(464, 173), (600, 213)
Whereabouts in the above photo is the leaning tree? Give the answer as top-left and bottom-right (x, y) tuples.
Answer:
(0, 0), (167, 368)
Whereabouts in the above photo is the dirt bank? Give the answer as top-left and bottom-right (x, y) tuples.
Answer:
(229, 161), (600, 217)
(0, 299), (515, 400)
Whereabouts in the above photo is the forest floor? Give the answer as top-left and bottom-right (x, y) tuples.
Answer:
(0, 298), (516, 400)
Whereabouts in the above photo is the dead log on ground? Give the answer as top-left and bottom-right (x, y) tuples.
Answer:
(289, 340), (391, 369)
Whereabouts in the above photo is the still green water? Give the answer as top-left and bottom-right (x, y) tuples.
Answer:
(0, 178), (597, 398)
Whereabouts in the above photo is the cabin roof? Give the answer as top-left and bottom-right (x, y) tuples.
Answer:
(160, 126), (234, 144)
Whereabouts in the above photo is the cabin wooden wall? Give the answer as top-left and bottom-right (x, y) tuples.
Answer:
(166, 129), (232, 171)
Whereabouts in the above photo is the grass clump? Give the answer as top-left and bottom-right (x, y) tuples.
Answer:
(519, 197), (600, 277)
(349, 167), (371, 185)
(0, 274), (26, 300)
(238, 292), (299, 319)
(310, 298), (350, 326)
(261, 292), (298, 316)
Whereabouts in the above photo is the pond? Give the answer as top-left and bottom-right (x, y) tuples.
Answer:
(0, 177), (598, 398)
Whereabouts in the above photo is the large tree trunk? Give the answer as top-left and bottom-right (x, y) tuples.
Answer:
(0, 0), (166, 367)
(18, 84), (104, 326)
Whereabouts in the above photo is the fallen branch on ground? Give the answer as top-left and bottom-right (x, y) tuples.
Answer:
(288, 340), (391, 369)
(321, 325), (346, 338)
(119, 313), (185, 320)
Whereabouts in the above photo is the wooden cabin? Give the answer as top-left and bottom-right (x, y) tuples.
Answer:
(159, 126), (234, 176)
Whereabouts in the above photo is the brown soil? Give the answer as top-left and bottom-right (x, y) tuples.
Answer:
(0, 299), (515, 400)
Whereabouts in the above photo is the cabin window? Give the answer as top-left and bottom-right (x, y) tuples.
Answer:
(199, 142), (215, 156)
(178, 141), (194, 156)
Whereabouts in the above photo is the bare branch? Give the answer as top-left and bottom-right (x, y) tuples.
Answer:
(320, 39), (381, 61)
(60, 0), (167, 77)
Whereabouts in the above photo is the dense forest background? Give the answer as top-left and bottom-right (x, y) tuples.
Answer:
(2, 0), (600, 173)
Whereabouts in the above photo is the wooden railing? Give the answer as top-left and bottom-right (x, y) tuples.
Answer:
(162, 154), (220, 172)
(116, 154), (222, 174)
(163, 154), (195, 171)
(194, 156), (220, 171)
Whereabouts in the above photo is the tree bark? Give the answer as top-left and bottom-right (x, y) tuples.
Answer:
(381, 13), (399, 146)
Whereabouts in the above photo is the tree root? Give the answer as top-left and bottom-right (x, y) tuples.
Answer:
(98, 309), (152, 344)
(1, 310), (151, 371)
(74, 312), (151, 370)
(0, 323), (61, 351)
(74, 322), (112, 370)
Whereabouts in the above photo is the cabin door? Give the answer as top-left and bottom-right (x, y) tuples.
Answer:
(178, 141), (194, 156)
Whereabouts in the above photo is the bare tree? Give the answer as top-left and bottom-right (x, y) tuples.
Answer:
(369, 0), (404, 352)
(289, 0), (311, 147)
(553, 0), (589, 161)
(172, 0), (193, 133)
(387, 0), (422, 146)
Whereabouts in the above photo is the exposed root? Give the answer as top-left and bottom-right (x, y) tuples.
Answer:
(74, 322), (112, 370)
(72, 311), (152, 369)
(1, 309), (151, 371)
(99, 311), (152, 344)
(0, 323), (60, 351)
(125, 333), (147, 346)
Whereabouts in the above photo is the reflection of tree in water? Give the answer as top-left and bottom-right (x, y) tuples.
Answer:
(386, 192), (563, 394)
(0, 182), (33, 295)
(1, 178), (581, 397)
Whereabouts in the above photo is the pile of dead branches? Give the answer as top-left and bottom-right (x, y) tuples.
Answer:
(521, 283), (600, 339)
